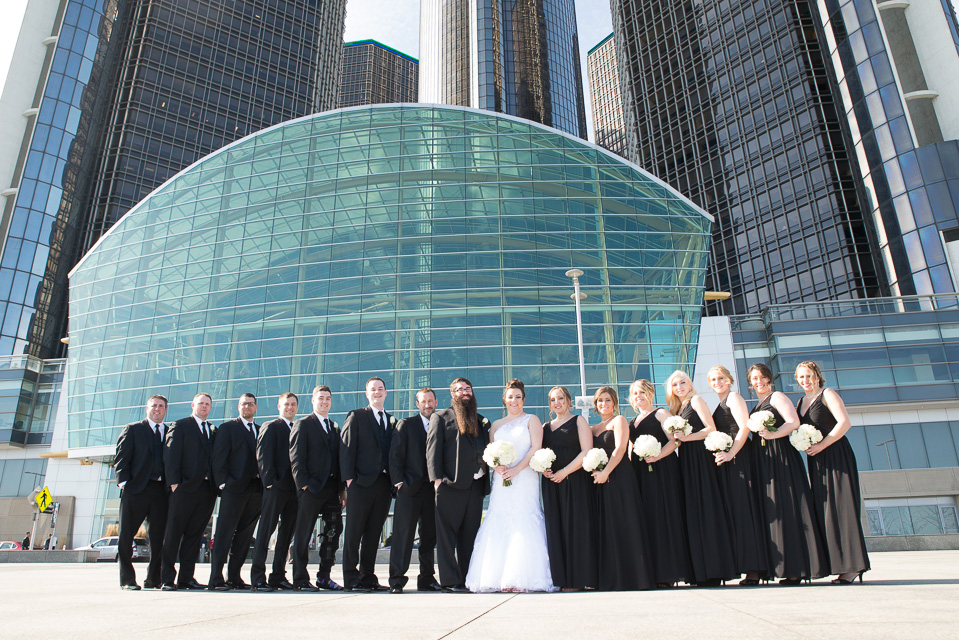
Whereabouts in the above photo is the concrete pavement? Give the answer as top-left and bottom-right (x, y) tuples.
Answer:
(2, 551), (957, 639)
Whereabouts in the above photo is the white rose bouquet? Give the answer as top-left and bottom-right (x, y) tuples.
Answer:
(582, 448), (609, 473)
(529, 448), (556, 474)
(633, 435), (662, 472)
(788, 424), (824, 452)
(704, 431), (734, 453)
(663, 416), (692, 447)
(483, 441), (518, 486)
(747, 410), (777, 446)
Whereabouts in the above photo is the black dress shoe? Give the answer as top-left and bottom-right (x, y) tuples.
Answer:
(160, 583), (178, 591)
(372, 583), (390, 592)
(229, 581), (251, 591)
(121, 584), (141, 591)
(417, 580), (442, 592)
(270, 579), (295, 591)
(209, 583), (232, 592)
(443, 585), (470, 593)
(348, 585), (372, 593)
(177, 579), (207, 590)
(294, 583), (320, 592)
(316, 578), (343, 591)
(143, 582), (160, 590)
(390, 585), (403, 594)
(252, 583), (275, 592)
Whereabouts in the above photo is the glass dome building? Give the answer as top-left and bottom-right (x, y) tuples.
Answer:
(67, 105), (712, 448)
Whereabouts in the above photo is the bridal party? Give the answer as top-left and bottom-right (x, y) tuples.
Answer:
(113, 362), (869, 593)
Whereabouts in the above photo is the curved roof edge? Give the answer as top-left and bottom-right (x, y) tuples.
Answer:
(71, 103), (713, 277)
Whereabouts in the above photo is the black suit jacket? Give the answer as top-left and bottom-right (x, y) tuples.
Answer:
(257, 418), (294, 491)
(389, 413), (430, 495)
(290, 413), (340, 495)
(164, 416), (214, 493)
(212, 418), (259, 492)
(115, 420), (166, 494)
(426, 408), (490, 491)
(340, 407), (393, 487)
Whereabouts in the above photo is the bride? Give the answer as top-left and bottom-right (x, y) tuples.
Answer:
(465, 379), (556, 593)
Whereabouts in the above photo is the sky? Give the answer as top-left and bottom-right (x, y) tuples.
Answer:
(0, 0), (613, 136)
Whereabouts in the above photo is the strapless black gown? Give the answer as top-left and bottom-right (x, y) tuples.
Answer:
(677, 403), (737, 583)
(751, 395), (828, 579)
(799, 392), (870, 576)
(593, 428), (654, 590)
(630, 412), (692, 585)
(541, 417), (598, 589)
(712, 397), (768, 576)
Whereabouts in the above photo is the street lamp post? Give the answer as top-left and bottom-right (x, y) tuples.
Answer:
(565, 269), (588, 416)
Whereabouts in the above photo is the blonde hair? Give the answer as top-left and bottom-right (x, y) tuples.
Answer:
(628, 379), (656, 410)
(593, 386), (620, 416)
(547, 386), (573, 420)
(707, 365), (735, 385)
(664, 370), (696, 414)
(795, 361), (827, 387)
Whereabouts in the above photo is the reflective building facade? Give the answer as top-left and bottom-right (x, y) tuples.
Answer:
(340, 40), (418, 108)
(610, 0), (884, 315)
(419, 0), (587, 138)
(0, 0), (345, 446)
(68, 105), (712, 448)
(586, 33), (627, 158)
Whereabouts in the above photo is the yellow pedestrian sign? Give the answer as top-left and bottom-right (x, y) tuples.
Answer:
(35, 487), (52, 512)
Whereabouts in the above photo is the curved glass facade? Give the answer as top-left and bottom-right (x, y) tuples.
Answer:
(67, 105), (711, 448)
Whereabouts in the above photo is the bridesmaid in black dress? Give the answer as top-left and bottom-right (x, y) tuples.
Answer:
(707, 365), (768, 585)
(795, 361), (870, 584)
(666, 370), (737, 586)
(628, 379), (692, 587)
(747, 363), (828, 584)
(590, 386), (654, 591)
(541, 385), (597, 591)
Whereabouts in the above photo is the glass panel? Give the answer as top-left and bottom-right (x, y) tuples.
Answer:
(941, 506), (959, 534)
(909, 505), (944, 535)
(866, 508), (883, 536)
(879, 506), (906, 535)
(921, 422), (959, 468)
(892, 423), (928, 468)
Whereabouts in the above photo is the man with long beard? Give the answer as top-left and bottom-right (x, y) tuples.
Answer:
(426, 377), (490, 592)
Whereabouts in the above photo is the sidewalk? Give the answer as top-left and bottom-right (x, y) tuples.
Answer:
(3, 550), (957, 639)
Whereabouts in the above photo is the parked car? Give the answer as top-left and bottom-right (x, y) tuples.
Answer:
(0, 541), (22, 550)
(76, 536), (150, 562)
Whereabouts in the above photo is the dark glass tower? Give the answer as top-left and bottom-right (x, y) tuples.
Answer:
(419, 0), (587, 138)
(0, 0), (345, 361)
(340, 40), (418, 108)
(611, 0), (884, 314)
(0, 0), (345, 444)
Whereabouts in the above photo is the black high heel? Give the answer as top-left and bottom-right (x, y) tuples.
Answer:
(778, 577), (803, 586)
(831, 570), (865, 585)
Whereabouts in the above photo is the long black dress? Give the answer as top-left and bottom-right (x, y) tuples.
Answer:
(751, 395), (828, 580)
(677, 402), (737, 583)
(541, 416), (598, 589)
(712, 396), (768, 577)
(799, 391), (870, 576)
(630, 412), (692, 585)
(593, 428), (655, 590)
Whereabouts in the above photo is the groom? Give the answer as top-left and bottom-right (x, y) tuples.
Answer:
(426, 377), (490, 593)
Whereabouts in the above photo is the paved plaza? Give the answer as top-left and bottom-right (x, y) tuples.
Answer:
(2, 551), (957, 639)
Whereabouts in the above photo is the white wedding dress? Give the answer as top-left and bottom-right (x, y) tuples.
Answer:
(465, 414), (556, 593)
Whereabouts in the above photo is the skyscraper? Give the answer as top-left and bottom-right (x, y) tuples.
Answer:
(610, 0), (884, 314)
(419, 0), (587, 138)
(340, 40), (418, 108)
(586, 33), (626, 157)
(0, 0), (345, 445)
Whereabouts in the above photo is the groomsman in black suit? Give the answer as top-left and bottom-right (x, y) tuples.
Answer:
(388, 387), (441, 593)
(250, 392), (299, 591)
(427, 377), (490, 592)
(290, 385), (346, 592)
(208, 393), (262, 591)
(114, 394), (170, 590)
(160, 392), (217, 591)
(340, 376), (394, 592)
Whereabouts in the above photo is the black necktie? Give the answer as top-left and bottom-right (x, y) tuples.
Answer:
(155, 424), (163, 448)
(201, 421), (209, 438)
(378, 412), (386, 431)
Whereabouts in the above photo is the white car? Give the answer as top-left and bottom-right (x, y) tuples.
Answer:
(77, 536), (151, 562)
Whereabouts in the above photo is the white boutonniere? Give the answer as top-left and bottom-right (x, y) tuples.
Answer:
(389, 416), (396, 426)
(482, 417), (490, 426)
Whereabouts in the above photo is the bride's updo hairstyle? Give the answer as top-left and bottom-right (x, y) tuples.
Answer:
(502, 378), (526, 405)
